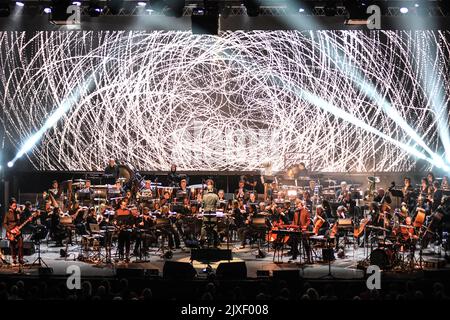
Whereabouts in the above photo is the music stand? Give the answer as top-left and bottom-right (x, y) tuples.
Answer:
(28, 226), (49, 268)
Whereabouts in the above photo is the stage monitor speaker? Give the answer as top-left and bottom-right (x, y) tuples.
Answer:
(190, 248), (232, 263)
(116, 268), (145, 278)
(163, 261), (197, 280)
(273, 269), (300, 281)
(216, 262), (247, 280)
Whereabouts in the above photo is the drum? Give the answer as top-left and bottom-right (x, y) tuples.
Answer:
(118, 164), (134, 184)
(370, 248), (393, 269)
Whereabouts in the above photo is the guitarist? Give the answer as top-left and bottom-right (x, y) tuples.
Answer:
(2, 199), (24, 265)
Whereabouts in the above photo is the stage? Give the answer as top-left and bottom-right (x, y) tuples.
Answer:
(1, 239), (448, 281)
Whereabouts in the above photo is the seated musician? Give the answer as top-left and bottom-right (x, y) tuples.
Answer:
(50, 207), (68, 246)
(217, 189), (227, 207)
(104, 158), (119, 184)
(239, 204), (259, 249)
(307, 180), (322, 202)
(70, 201), (88, 235)
(175, 178), (190, 201)
(274, 191), (285, 204)
(160, 191), (172, 207)
(133, 207), (155, 256)
(86, 208), (99, 233)
(114, 200), (134, 262)
(109, 180), (125, 208)
(283, 200), (295, 222)
(336, 205), (348, 219)
(271, 205), (290, 225)
(248, 192), (258, 206)
(442, 176), (449, 191)
(341, 191), (356, 218)
(373, 188), (392, 204)
(302, 191), (313, 213)
(48, 180), (60, 200)
(159, 205), (181, 249)
(234, 180), (247, 202)
(3, 200), (24, 265)
(336, 181), (349, 200)
(313, 205), (329, 236)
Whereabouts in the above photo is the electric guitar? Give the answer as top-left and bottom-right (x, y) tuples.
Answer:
(6, 211), (40, 242)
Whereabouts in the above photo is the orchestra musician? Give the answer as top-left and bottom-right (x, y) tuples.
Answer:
(442, 176), (449, 191)
(234, 180), (247, 202)
(290, 200), (311, 261)
(167, 164), (180, 188)
(201, 179), (219, 247)
(133, 206), (155, 257)
(159, 205), (181, 249)
(402, 177), (416, 214)
(104, 158), (120, 184)
(114, 200), (134, 262)
(175, 178), (190, 201)
(432, 180), (443, 212)
(313, 205), (329, 236)
(336, 181), (349, 200)
(3, 199), (24, 265)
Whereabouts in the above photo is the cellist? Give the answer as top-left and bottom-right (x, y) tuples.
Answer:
(312, 205), (329, 236)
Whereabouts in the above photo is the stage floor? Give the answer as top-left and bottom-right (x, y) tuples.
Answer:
(1, 239), (449, 280)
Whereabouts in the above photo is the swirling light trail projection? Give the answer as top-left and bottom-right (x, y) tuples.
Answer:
(0, 30), (449, 172)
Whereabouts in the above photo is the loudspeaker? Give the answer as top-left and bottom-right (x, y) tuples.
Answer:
(163, 261), (197, 280)
(116, 268), (145, 278)
(216, 262), (247, 280)
(191, 248), (232, 263)
(322, 248), (335, 262)
(273, 269), (300, 281)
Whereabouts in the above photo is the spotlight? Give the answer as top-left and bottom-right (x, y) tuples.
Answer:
(137, 1), (146, 7)
(243, 0), (260, 17)
(399, 7), (409, 14)
(88, 0), (103, 17)
(7, 161), (14, 168)
(72, 1), (81, 5)
(15, 1), (24, 7)
(43, 7), (52, 13)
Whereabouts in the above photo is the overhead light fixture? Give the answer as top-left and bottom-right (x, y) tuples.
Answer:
(43, 7), (52, 13)
(399, 7), (409, 14)
(137, 1), (147, 7)
(15, 1), (24, 7)
(88, 0), (103, 17)
(72, 1), (81, 5)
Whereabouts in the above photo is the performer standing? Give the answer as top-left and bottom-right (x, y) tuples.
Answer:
(167, 164), (180, 188)
(104, 158), (120, 184)
(114, 200), (134, 262)
(201, 179), (219, 247)
(3, 199), (24, 265)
